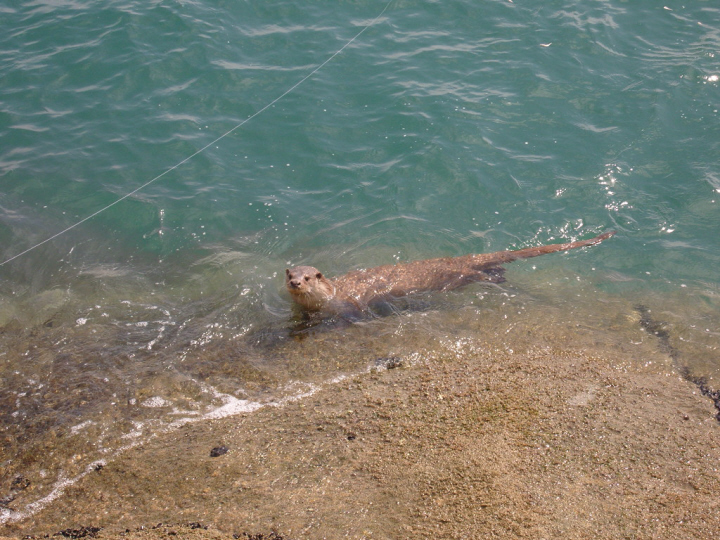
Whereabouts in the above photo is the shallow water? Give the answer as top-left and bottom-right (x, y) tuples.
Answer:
(1, 0), (719, 526)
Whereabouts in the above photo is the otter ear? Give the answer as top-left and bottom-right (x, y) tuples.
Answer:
(285, 268), (290, 276)
(316, 272), (323, 279)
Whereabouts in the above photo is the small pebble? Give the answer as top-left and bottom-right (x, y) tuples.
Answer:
(210, 445), (229, 457)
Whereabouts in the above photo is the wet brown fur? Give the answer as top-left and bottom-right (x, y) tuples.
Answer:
(285, 231), (615, 313)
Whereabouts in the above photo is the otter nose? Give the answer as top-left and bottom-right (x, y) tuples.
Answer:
(289, 279), (301, 289)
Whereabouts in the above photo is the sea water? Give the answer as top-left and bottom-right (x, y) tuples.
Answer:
(1, 0), (719, 525)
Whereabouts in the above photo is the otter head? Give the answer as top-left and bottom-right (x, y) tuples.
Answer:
(285, 266), (335, 311)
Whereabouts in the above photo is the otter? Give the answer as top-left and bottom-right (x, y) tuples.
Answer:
(286, 231), (615, 315)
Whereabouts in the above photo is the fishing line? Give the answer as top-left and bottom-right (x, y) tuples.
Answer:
(0, 0), (394, 267)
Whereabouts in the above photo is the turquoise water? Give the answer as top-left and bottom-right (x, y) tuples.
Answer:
(1, 0), (719, 525)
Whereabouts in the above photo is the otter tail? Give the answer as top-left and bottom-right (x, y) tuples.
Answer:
(473, 231), (616, 267)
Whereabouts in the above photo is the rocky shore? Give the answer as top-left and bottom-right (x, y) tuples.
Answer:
(3, 321), (720, 539)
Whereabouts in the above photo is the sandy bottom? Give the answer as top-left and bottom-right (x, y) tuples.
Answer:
(2, 303), (720, 540)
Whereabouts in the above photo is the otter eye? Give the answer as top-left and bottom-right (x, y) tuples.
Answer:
(304, 276), (310, 281)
